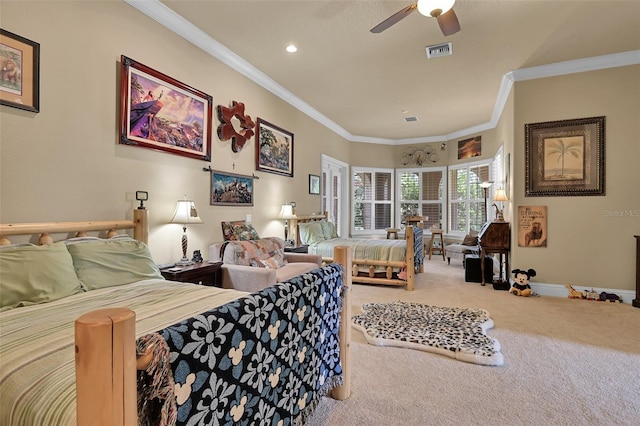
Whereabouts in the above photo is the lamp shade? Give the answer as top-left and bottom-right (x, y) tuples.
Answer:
(279, 204), (295, 219)
(171, 200), (203, 225)
(493, 189), (509, 202)
(417, 0), (455, 17)
(479, 181), (493, 189)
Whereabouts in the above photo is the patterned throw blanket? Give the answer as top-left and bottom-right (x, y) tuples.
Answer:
(141, 263), (345, 426)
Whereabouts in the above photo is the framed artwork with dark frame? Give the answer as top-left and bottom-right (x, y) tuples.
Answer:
(525, 116), (605, 197)
(0, 29), (40, 113)
(255, 118), (294, 177)
(210, 169), (254, 206)
(119, 55), (212, 161)
(309, 174), (320, 195)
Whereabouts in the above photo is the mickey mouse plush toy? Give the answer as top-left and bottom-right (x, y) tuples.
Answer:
(510, 268), (537, 297)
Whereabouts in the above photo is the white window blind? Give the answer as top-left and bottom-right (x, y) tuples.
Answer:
(353, 167), (393, 233)
(448, 160), (491, 234)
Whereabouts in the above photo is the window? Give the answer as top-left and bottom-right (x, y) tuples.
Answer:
(448, 160), (492, 235)
(397, 167), (446, 231)
(352, 167), (393, 234)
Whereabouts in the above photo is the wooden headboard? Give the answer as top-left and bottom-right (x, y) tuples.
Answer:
(289, 212), (328, 246)
(0, 209), (149, 245)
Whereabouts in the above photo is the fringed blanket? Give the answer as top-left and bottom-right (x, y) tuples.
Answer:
(142, 263), (344, 426)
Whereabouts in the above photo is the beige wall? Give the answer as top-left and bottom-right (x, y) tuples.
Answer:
(512, 66), (640, 291)
(0, 1), (350, 264)
(1, 2), (637, 292)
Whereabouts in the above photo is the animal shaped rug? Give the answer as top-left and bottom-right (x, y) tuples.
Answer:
(352, 301), (504, 366)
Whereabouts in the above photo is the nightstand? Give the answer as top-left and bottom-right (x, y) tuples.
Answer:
(160, 261), (222, 287)
(284, 245), (309, 253)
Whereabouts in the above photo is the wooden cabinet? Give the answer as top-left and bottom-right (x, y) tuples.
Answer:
(160, 261), (222, 287)
(634, 236), (639, 308)
(478, 221), (510, 286)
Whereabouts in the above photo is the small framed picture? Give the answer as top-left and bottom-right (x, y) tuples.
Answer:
(0, 29), (40, 112)
(309, 174), (320, 195)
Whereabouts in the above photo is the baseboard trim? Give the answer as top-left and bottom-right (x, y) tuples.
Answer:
(530, 282), (635, 304)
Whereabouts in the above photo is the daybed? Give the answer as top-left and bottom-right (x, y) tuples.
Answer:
(290, 214), (424, 291)
(445, 234), (480, 265)
(216, 237), (323, 292)
(0, 210), (352, 425)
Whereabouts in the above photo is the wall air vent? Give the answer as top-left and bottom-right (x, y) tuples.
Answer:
(404, 116), (418, 122)
(426, 42), (452, 59)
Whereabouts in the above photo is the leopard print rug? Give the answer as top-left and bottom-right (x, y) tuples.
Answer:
(352, 301), (503, 366)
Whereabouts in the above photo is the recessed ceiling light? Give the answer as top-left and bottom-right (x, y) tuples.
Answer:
(286, 44), (298, 53)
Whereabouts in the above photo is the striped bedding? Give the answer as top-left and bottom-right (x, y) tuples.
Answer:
(0, 279), (247, 426)
(309, 237), (407, 273)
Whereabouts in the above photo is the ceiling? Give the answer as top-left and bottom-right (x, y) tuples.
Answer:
(132, 0), (640, 145)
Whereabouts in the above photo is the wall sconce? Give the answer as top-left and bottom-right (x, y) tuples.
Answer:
(135, 190), (148, 209)
(279, 203), (296, 244)
(440, 142), (447, 150)
(492, 189), (509, 222)
(170, 197), (203, 265)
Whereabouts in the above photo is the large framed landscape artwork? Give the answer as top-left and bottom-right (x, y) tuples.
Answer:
(119, 55), (212, 161)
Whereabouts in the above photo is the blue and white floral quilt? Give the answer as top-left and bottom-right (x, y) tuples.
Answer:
(156, 263), (344, 425)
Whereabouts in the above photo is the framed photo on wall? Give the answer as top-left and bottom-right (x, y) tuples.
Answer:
(255, 118), (294, 177)
(119, 55), (213, 161)
(309, 174), (320, 194)
(0, 29), (40, 113)
(525, 116), (605, 196)
(518, 205), (547, 247)
(210, 169), (254, 206)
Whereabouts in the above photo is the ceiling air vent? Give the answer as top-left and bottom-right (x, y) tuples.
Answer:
(426, 42), (452, 59)
(404, 116), (418, 123)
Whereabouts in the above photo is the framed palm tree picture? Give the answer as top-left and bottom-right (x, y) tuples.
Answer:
(525, 116), (605, 196)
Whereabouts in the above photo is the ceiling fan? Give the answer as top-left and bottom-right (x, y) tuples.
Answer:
(370, 0), (461, 36)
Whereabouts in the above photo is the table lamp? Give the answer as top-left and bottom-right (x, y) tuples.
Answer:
(279, 203), (296, 244)
(171, 198), (203, 265)
(492, 189), (509, 222)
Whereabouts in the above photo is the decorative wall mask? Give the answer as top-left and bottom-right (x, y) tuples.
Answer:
(216, 101), (255, 152)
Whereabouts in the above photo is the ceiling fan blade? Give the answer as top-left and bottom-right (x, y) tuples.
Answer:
(370, 4), (417, 33)
(437, 8), (461, 36)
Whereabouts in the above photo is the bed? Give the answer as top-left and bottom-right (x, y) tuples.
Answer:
(290, 214), (424, 291)
(0, 209), (352, 425)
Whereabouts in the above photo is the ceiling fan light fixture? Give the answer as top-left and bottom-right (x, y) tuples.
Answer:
(417, 0), (455, 18)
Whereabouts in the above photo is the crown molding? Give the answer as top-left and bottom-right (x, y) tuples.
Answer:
(125, 1), (640, 146)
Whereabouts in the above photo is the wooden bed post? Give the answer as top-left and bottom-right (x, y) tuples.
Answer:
(75, 308), (137, 426)
(133, 209), (149, 244)
(332, 246), (352, 400)
(405, 226), (415, 291)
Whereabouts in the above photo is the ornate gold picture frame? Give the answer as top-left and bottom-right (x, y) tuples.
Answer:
(525, 116), (605, 197)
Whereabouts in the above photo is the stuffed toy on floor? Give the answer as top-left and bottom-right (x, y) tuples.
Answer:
(510, 268), (537, 297)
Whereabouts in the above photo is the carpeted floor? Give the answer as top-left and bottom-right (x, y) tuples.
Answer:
(307, 257), (640, 426)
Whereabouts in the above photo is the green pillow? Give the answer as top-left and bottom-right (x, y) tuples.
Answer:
(299, 221), (326, 245)
(0, 242), (84, 311)
(66, 239), (163, 290)
(320, 220), (339, 239)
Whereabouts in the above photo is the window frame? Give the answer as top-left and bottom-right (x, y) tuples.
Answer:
(396, 166), (447, 233)
(448, 159), (493, 236)
(351, 166), (394, 236)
